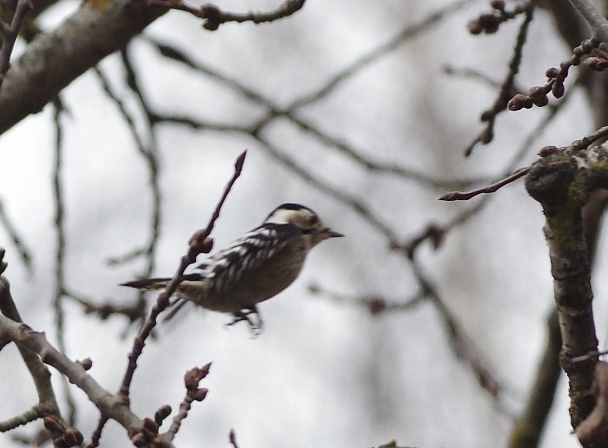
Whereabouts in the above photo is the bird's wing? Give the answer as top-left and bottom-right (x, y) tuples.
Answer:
(193, 224), (301, 292)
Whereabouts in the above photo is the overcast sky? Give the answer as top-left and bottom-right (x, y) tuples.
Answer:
(0, 1), (602, 447)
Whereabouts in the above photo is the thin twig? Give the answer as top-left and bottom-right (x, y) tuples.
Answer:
(308, 283), (427, 315)
(410, 255), (511, 411)
(87, 415), (108, 448)
(51, 98), (78, 426)
(0, 197), (32, 274)
(91, 57), (162, 325)
(465, 3), (534, 156)
(145, 0), (305, 31)
(229, 429), (240, 448)
(290, 0), (477, 109)
(439, 167), (529, 201)
(117, 151), (246, 402)
(165, 363), (210, 440)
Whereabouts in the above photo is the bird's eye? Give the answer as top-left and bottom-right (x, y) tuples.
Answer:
(308, 215), (319, 225)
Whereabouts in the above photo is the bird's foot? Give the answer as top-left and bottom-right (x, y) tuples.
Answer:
(226, 306), (264, 336)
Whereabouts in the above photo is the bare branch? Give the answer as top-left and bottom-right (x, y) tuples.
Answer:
(523, 145), (608, 428)
(0, 197), (32, 274)
(567, 0), (608, 43)
(118, 151), (246, 402)
(165, 364), (210, 440)
(508, 37), (600, 111)
(0, 0), (33, 91)
(0, 0), (166, 135)
(290, 0), (477, 109)
(465, 3), (534, 155)
(0, 275), (62, 434)
(0, 315), (146, 435)
(229, 429), (240, 448)
(145, 0), (305, 31)
(309, 282), (428, 315)
(439, 167), (529, 201)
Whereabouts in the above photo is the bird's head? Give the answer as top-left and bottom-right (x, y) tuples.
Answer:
(265, 203), (343, 246)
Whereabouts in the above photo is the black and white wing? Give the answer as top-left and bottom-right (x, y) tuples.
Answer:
(192, 223), (301, 293)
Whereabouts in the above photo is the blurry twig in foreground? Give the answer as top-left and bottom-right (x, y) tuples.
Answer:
(145, 0), (305, 31)
(0, 198), (32, 274)
(87, 49), (163, 325)
(51, 98), (78, 426)
(308, 283), (427, 315)
(117, 150), (246, 400)
(465, 2), (534, 156)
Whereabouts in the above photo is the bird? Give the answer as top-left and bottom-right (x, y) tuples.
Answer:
(121, 203), (343, 331)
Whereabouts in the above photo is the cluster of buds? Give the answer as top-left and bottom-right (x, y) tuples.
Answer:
(509, 38), (600, 111)
(131, 417), (172, 448)
(467, 0), (529, 35)
(43, 416), (83, 448)
(584, 49), (608, 72)
(184, 362), (211, 402)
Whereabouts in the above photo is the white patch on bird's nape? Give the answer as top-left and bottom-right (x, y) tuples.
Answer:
(264, 203), (313, 225)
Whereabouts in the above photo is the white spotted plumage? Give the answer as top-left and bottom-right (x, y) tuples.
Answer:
(121, 203), (342, 330)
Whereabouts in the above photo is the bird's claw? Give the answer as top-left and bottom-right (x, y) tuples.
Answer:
(226, 306), (264, 335)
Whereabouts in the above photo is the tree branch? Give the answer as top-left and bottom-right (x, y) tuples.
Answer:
(0, 0), (166, 135)
(117, 150), (246, 401)
(0, 314), (145, 437)
(567, 0), (608, 43)
(145, 0), (305, 31)
(524, 144), (608, 428)
(0, 277), (62, 434)
(0, 0), (33, 91)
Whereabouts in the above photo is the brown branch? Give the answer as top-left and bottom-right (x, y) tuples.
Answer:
(0, 0), (167, 135)
(229, 429), (240, 448)
(0, 0), (32, 91)
(308, 283), (427, 315)
(0, 197), (32, 274)
(117, 150), (246, 402)
(0, 314), (148, 440)
(439, 167), (529, 201)
(443, 91), (601, 202)
(508, 37), (600, 111)
(523, 145), (608, 429)
(507, 310), (561, 448)
(165, 364), (211, 440)
(145, 0), (305, 31)
(88, 415), (109, 448)
(567, 0), (608, 43)
(465, 2), (534, 156)
(0, 275), (62, 434)
(539, 0), (586, 50)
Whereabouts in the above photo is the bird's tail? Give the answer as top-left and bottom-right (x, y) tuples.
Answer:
(120, 277), (171, 291)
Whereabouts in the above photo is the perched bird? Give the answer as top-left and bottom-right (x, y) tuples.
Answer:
(121, 203), (343, 330)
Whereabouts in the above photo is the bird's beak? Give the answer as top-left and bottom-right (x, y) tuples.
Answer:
(325, 229), (344, 238)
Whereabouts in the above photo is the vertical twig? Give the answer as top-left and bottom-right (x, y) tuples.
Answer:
(0, 197), (32, 274)
(117, 151), (246, 402)
(52, 98), (78, 425)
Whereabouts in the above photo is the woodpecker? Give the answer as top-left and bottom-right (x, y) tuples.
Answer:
(121, 203), (342, 331)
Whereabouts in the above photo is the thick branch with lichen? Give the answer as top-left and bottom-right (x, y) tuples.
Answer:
(0, 0), (166, 135)
(524, 145), (608, 428)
